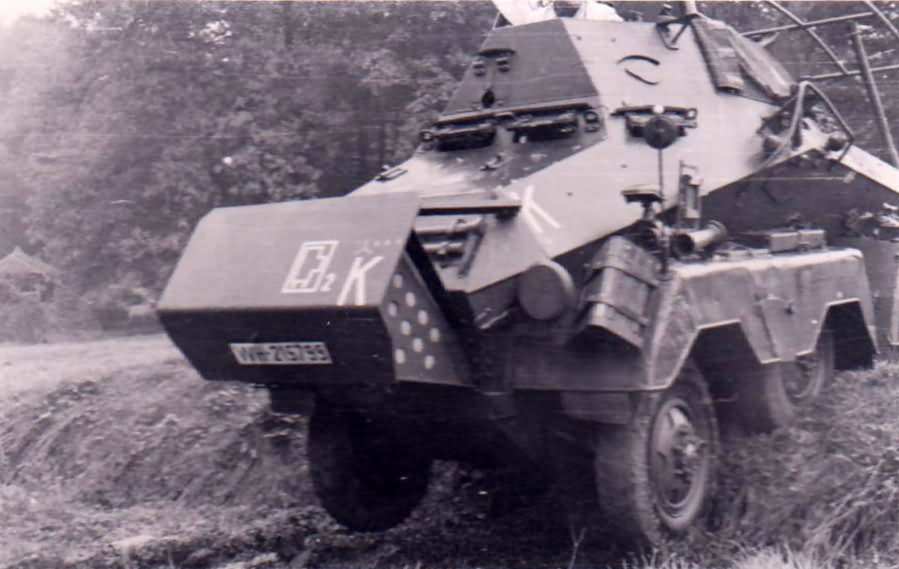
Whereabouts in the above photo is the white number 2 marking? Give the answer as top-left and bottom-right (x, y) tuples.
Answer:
(320, 272), (336, 293)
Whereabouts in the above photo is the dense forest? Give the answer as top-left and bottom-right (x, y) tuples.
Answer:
(1, 1), (898, 339)
(0, 0), (496, 336)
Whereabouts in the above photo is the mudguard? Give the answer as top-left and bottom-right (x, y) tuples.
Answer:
(512, 237), (876, 393)
(582, 237), (877, 390)
(644, 246), (876, 389)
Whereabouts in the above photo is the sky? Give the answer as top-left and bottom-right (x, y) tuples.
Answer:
(0, 0), (57, 26)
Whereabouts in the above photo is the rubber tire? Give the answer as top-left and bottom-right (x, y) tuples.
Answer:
(307, 408), (431, 532)
(737, 330), (835, 433)
(594, 363), (719, 549)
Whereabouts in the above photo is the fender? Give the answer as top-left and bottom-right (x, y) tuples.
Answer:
(644, 247), (876, 389)
(510, 237), (876, 392)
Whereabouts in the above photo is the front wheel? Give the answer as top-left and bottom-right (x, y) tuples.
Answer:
(307, 408), (432, 531)
(594, 363), (718, 548)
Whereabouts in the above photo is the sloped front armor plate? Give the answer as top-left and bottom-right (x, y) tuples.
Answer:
(158, 193), (469, 387)
(160, 193), (420, 311)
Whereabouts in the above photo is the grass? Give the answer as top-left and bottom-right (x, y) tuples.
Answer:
(632, 547), (836, 569)
(624, 361), (899, 569)
(711, 362), (899, 564)
(0, 336), (897, 568)
(625, 545), (899, 569)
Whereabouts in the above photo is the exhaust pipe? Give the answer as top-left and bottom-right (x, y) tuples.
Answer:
(672, 220), (728, 257)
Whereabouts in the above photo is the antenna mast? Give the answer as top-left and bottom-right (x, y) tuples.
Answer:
(744, 1), (899, 166)
(851, 22), (899, 167)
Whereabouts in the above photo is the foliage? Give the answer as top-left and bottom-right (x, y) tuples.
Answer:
(3, 0), (899, 331)
(709, 365), (899, 565)
(702, 1), (899, 157)
(0, 1), (492, 315)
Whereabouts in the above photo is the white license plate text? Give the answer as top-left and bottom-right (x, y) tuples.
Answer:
(229, 341), (332, 365)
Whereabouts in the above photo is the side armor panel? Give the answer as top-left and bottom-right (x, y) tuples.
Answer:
(510, 237), (876, 392)
(644, 247), (875, 388)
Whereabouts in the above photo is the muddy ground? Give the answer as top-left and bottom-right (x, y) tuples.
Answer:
(0, 335), (896, 569)
(0, 336), (597, 569)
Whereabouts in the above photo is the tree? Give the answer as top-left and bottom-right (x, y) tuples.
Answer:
(1, 0), (495, 324)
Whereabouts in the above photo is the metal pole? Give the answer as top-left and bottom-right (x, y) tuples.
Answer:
(743, 11), (874, 37)
(767, 1), (851, 75)
(851, 22), (899, 167)
(658, 149), (664, 201)
(862, 0), (899, 46)
(803, 62), (899, 82)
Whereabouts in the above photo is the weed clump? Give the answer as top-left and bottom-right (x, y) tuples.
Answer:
(714, 362), (899, 564)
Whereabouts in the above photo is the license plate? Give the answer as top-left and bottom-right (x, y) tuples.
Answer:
(229, 341), (332, 365)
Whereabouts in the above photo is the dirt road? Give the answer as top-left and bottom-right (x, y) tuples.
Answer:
(0, 335), (320, 568)
(0, 336), (587, 569)
(0, 335), (896, 569)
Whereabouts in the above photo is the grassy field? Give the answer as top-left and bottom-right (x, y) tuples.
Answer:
(0, 335), (896, 569)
